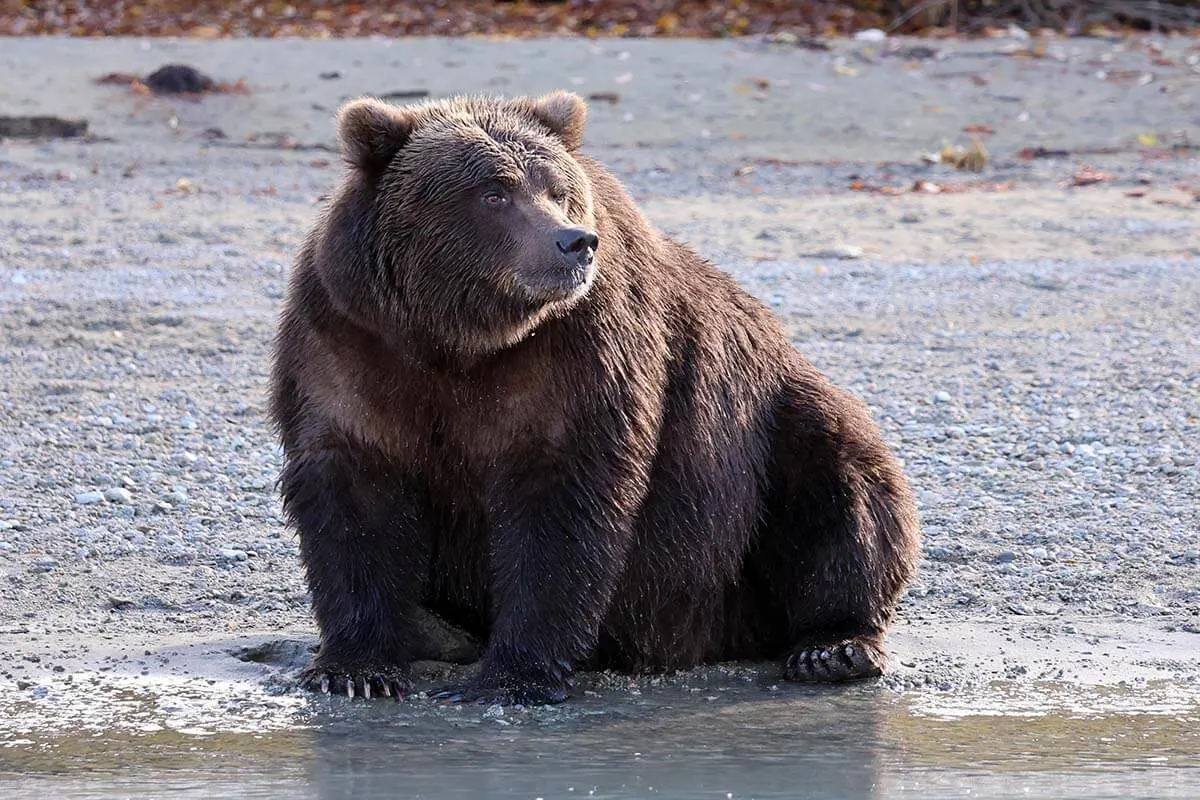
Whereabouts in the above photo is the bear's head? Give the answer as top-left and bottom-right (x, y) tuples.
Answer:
(319, 91), (601, 358)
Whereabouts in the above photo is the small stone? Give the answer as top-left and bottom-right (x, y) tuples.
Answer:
(75, 491), (104, 505)
(993, 551), (1017, 564)
(1029, 546), (1049, 560)
(933, 391), (952, 404)
(104, 487), (133, 505)
(179, 415), (197, 430)
(853, 28), (887, 42)
(483, 703), (504, 719)
(218, 548), (248, 562)
(108, 596), (136, 610)
(810, 244), (863, 260)
(30, 556), (56, 573)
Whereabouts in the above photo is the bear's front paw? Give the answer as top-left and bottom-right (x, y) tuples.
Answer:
(430, 678), (569, 706)
(300, 663), (412, 701)
(783, 636), (885, 683)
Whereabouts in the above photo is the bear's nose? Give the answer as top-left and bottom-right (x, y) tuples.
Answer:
(555, 227), (600, 264)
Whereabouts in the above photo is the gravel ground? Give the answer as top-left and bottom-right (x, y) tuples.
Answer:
(0, 35), (1198, 741)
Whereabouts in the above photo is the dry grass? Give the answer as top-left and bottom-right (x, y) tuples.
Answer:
(0, 0), (1197, 38)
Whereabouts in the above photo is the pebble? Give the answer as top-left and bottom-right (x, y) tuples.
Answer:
(853, 28), (887, 42)
(75, 491), (104, 505)
(104, 487), (133, 505)
(933, 391), (952, 404)
(809, 244), (864, 260)
(218, 548), (249, 562)
(30, 556), (56, 573)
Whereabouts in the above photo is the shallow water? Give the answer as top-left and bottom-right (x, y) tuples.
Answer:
(2, 669), (1197, 800)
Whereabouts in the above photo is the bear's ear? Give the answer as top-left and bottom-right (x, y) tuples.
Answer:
(526, 91), (587, 151)
(336, 98), (416, 172)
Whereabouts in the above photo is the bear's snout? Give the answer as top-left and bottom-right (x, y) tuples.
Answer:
(554, 227), (599, 267)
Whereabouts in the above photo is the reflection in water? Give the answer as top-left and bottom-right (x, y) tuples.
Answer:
(1, 669), (1198, 800)
(306, 686), (886, 800)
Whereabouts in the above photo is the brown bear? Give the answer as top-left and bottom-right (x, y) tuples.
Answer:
(268, 91), (921, 705)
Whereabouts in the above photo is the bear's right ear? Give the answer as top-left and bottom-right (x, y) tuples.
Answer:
(336, 98), (416, 173)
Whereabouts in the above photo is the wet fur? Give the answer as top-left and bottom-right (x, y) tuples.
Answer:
(269, 92), (921, 703)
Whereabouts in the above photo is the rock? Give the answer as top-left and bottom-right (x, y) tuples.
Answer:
(104, 487), (133, 505)
(0, 115), (89, 139)
(30, 556), (56, 573)
(809, 244), (863, 260)
(853, 28), (887, 42)
(217, 548), (248, 562)
(933, 391), (953, 404)
(143, 64), (215, 95)
(993, 551), (1017, 564)
(75, 491), (104, 505)
(108, 596), (136, 610)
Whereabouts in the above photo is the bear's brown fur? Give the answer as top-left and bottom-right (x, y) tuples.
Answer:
(269, 91), (921, 704)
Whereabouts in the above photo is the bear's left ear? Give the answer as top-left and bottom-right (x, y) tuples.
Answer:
(526, 91), (588, 151)
(337, 97), (416, 173)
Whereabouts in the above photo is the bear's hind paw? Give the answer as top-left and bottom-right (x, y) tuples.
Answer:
(783, 636), (885, 683)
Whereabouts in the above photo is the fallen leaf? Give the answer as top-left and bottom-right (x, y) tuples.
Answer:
(938, 138), (988, 172)
(962, 124), (996, 136)
(1070, 165), (1112, 187)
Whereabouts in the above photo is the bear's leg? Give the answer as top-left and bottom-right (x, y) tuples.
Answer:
(761, 380), (920, 683)
(432, 455), (640, 705)
(280, 446), (432, 700)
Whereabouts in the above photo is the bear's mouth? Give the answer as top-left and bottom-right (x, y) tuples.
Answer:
(518, 263), (595, 305)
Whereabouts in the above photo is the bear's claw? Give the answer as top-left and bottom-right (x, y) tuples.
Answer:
(783, 637), (885, 683)
(301, 667), (410, 701)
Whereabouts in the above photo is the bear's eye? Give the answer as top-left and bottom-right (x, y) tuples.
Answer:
(481, 188), (509, 207)
(549, 188), (568, 206)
